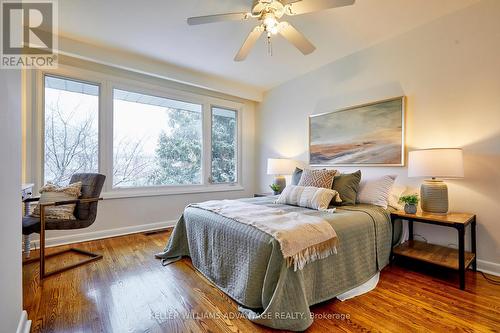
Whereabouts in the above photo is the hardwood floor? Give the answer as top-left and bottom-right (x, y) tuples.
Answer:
(23, 230), (500, 333)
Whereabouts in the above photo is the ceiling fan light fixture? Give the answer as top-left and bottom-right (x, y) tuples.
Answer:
(262, 13), (279, 34)
(268, 25), (279, 35)
(263, 13), (277, 27)
(187, 0), (356, 61)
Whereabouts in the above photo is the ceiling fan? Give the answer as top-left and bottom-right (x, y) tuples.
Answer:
(187, 0), (355, 61)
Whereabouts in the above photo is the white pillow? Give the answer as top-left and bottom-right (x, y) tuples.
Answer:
(388, 184), (407, 210)
(276, 185), (341, 211)
(357, 175), (396, 209)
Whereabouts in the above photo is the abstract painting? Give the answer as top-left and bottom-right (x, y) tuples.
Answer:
(309, 97), (405, 166)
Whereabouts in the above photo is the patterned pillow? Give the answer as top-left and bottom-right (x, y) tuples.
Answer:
(298, 169), (337, 189)
(31, 182), (82, 220)
(276, 185), (342, 210)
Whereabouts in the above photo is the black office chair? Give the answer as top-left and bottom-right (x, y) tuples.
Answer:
(23, 173), (105, 279)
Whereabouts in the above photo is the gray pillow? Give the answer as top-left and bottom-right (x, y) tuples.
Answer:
(291, 167), (303, 186)
(332, 170), (362, 206)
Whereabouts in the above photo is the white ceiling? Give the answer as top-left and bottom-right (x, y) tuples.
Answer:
(58, 0), (477, 91)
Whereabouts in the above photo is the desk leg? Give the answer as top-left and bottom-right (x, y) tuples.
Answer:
(23, 234), (31, 258)
(40, 207), (46, 280)
(23, 199), (31, 258)
(471, 217), (477, 272)
(457, 224), (466, 290)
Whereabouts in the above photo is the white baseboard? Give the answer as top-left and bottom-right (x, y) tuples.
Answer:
(477, 259), (500, 277)
(16, 311), (31, 333)
(29, 219), (177, 249)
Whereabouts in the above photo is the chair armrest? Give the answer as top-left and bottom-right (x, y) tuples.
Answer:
(39, 197), (103, 207)
(38, 198), (103, 225)
(55, 197), (103, 206)
(23, 197), (41, 203)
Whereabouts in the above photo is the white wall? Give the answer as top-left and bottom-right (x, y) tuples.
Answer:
(257, 0), (500, 272)
(0, 71), (23, 331)
(57, 35), (264, 102)
(25, 56), (257, 247)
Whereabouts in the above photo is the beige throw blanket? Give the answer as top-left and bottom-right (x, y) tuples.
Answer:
(192, 200), (338, 271)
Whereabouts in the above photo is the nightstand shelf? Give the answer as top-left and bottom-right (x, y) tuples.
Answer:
(393, 240), (475, 271)
(254, 193), (275, 197)
(390, 210), (477, 290)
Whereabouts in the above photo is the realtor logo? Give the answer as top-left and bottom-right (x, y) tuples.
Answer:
(1, 0), (58, 68)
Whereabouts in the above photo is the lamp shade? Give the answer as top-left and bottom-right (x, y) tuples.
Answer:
(408, 148), (464, 178)
(267, 158), (296, 175)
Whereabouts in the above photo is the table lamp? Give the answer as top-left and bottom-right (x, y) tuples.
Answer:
(408, 148), (464, 214)
(267, 158), (295, 194)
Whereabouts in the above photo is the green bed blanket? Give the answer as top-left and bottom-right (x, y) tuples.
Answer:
(156, 196), (398, 331)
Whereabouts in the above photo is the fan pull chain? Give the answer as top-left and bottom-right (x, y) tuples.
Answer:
(267, 34), (273, 56)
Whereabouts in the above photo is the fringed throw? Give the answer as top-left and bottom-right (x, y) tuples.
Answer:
(286, 237), (338, 271)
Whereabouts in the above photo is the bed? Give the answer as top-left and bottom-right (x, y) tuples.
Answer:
(156, 196), (400, 331)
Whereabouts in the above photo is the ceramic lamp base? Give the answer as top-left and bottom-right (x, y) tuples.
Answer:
(420, 179), (448, 214)
(273, 176), (286, 194)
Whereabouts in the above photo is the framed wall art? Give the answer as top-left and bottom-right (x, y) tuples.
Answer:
(309, 96), (405, 166)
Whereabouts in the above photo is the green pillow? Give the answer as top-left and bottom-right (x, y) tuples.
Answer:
(332, 170), (362, 206)
(291, 167), (303, 185)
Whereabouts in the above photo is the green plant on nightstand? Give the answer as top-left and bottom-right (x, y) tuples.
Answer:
(399, 194), (419, 214)
(269, 183), (281, 195)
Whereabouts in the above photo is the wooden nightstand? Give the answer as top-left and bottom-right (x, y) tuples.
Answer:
(390, 211), (477, 290)
(253, 193), (276, 197)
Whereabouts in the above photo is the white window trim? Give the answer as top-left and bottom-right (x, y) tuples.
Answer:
(209, 104), (241, 185)
(27, 63), (244, 199)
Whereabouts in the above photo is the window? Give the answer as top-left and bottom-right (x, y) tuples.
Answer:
(33, 67), (243, 197)
(43, 75), (99, 186)
(211, 107), (237, 184)
(113, 89), (203, 187)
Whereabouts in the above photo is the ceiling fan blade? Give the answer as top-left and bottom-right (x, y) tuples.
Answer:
(280, 0), (301, 5)
(285, 0), (355, 16)
(187, 12), (251, 25)
(278, 22), (316, 55)
(234, 26), (264, 61)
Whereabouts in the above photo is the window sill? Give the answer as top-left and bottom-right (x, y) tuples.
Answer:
(102, 184), (245, 200)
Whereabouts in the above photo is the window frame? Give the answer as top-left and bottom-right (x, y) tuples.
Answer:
(110, 82), (206, 190)
(32, 67), (106, 192)
(29, 64), (244, 199)
(209, 105), (240, 185)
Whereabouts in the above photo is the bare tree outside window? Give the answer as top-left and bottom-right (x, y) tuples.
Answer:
(112, 136), (151, 187)
(44, 76), (99, 185)
(44, 77), (151, 187)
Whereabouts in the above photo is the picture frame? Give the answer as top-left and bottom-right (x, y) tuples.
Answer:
(309, 96), (405, 166)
